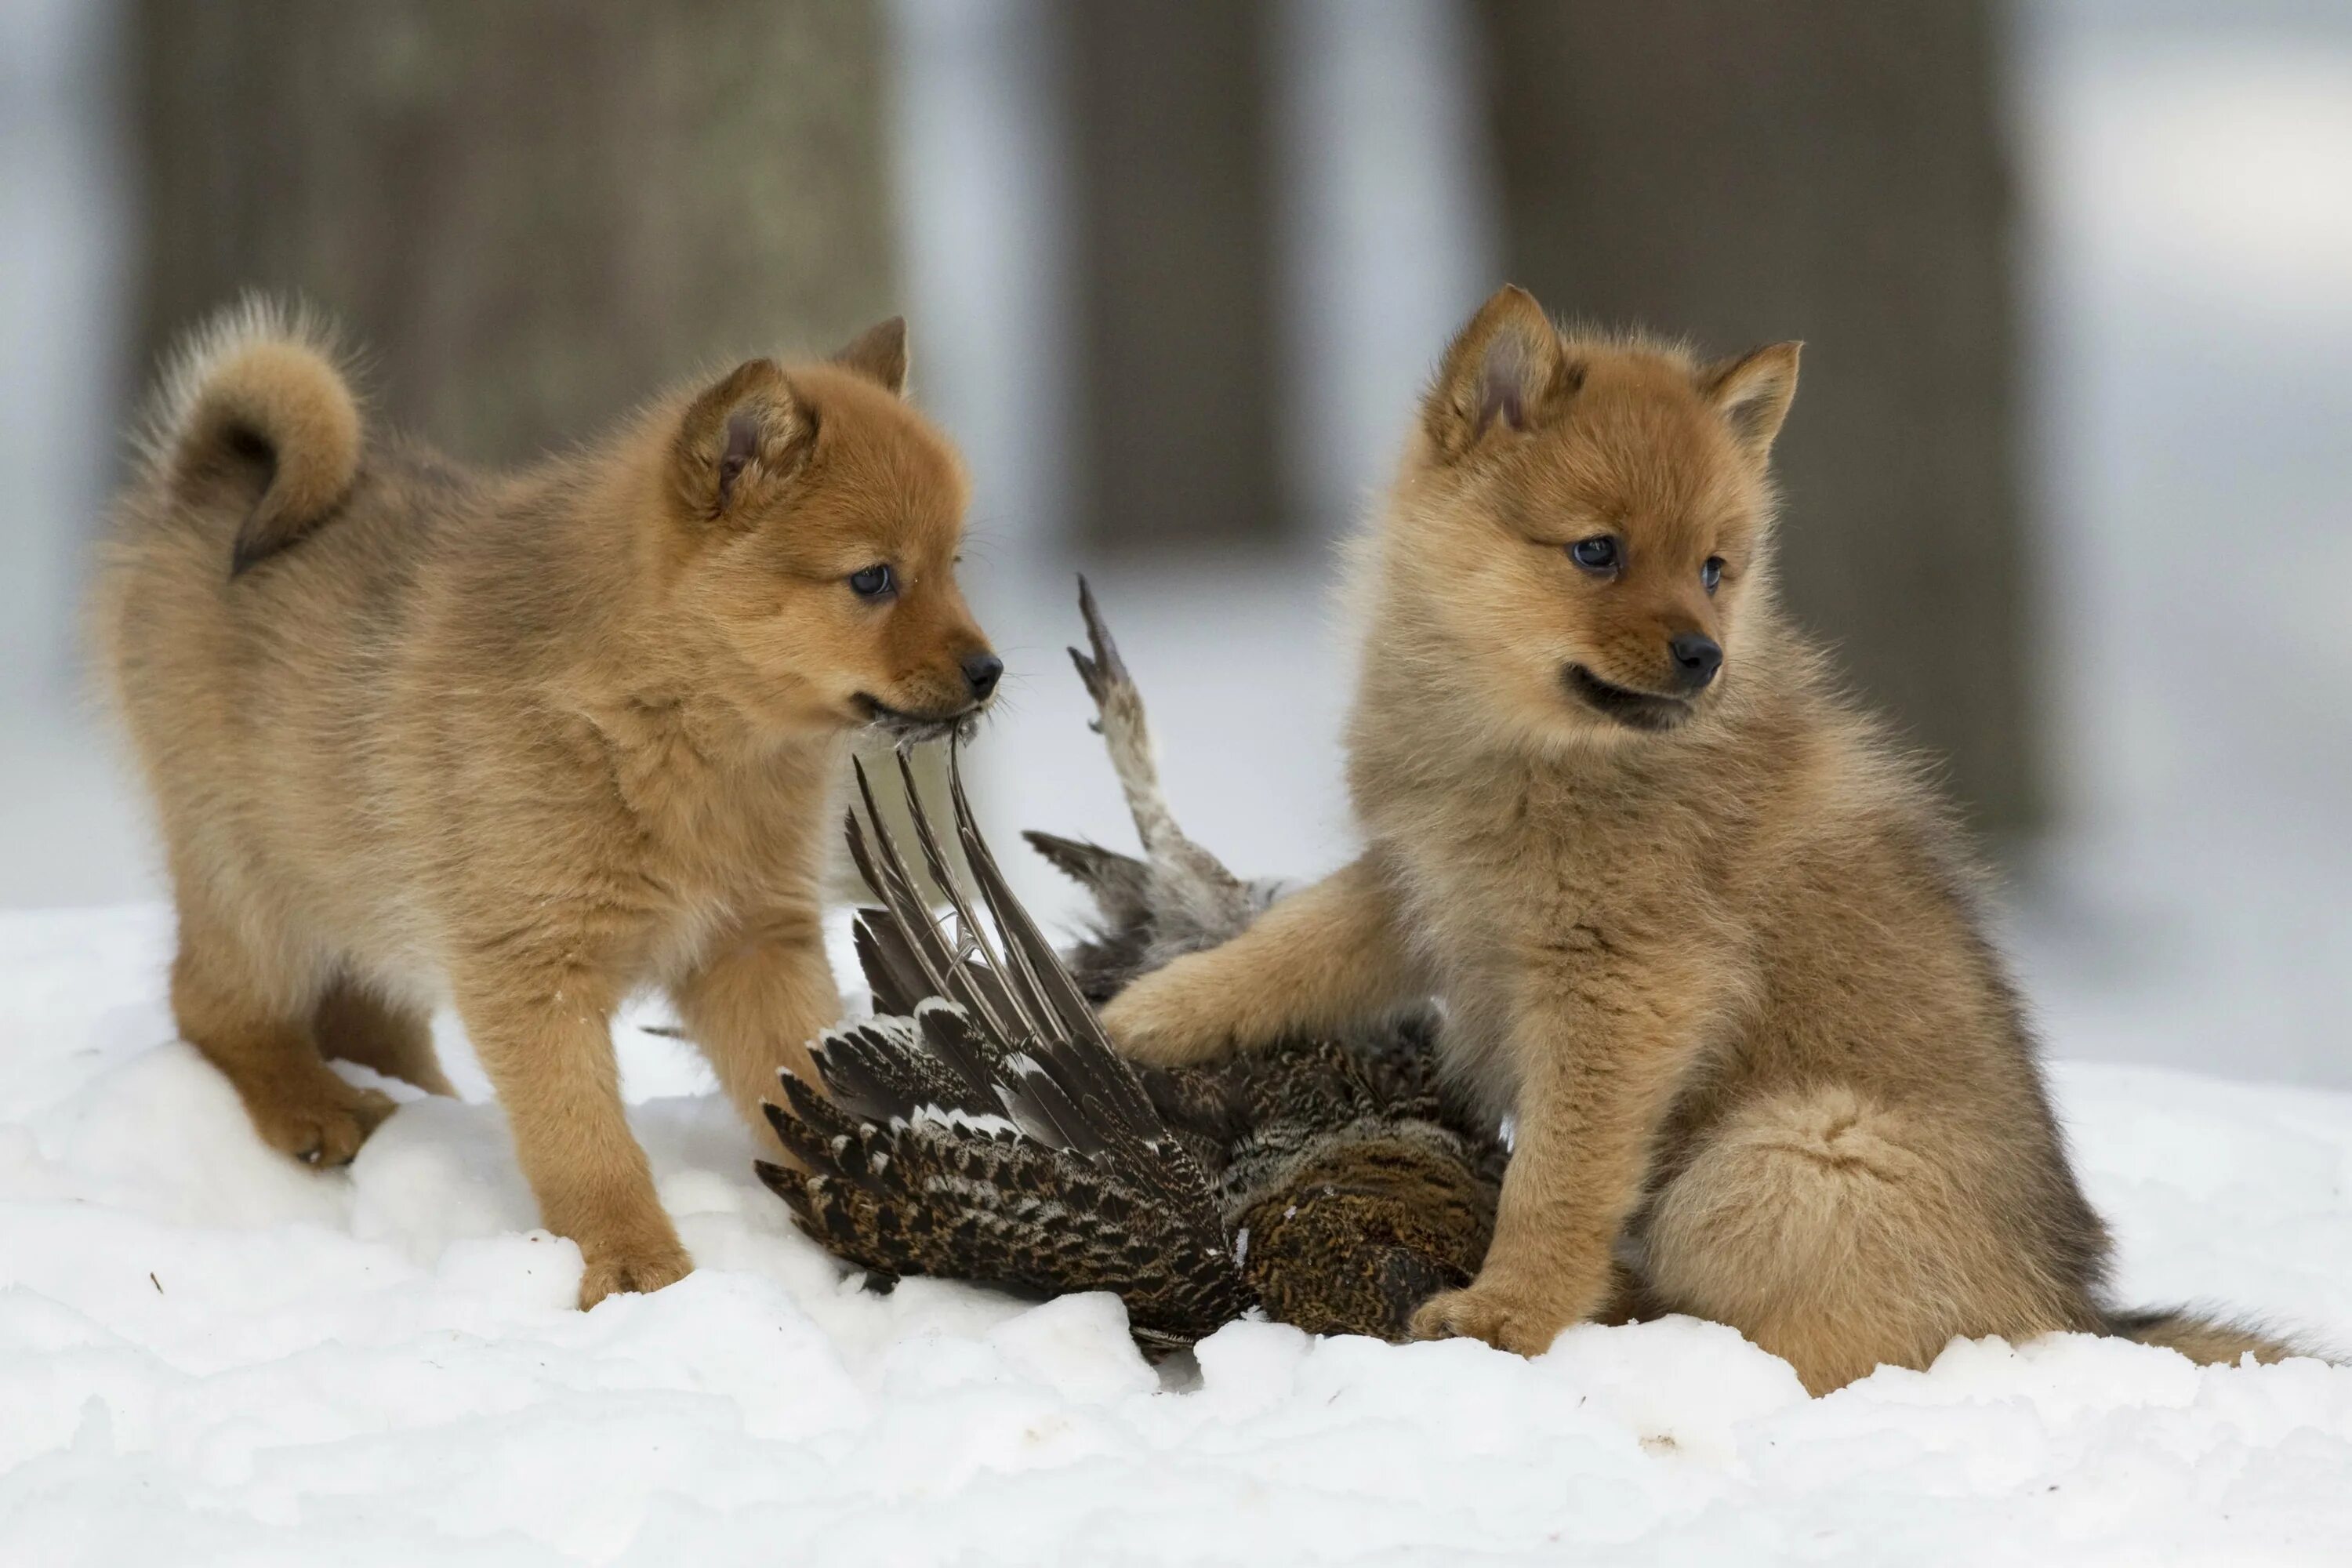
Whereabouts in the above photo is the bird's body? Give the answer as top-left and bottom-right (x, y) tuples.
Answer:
(760, 586), (1503, 1345)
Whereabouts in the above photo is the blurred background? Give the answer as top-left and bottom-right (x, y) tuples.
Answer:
(2, 1), (2346, 1086)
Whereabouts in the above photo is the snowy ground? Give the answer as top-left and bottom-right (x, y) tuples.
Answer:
(4, 904), (2350, 1566)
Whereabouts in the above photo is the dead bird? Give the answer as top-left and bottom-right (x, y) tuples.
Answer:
(758, 583), (1504, 1347)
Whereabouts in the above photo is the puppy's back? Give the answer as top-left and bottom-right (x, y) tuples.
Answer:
(93, 299), (472, 953)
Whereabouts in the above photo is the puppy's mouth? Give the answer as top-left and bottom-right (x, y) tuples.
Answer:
(855, 695), (983, 746)
(1563, 666), (1692, 732)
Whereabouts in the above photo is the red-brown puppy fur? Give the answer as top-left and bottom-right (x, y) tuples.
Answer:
(1103, 285), (2292, 1392)
(95, 300), (996, 1306)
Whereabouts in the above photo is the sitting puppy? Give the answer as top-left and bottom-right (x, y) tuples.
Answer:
(1102, 285), (2297, 1391)
(94, 299), (999, 1306)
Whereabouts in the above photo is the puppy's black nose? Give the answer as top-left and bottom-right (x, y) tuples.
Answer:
(961, 652), (1004, 700)
(1668, 632), (1722, 691)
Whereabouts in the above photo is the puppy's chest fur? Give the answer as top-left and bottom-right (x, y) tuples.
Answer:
(1363, 745), (1739, 1103)
(553, 695), (842, 978)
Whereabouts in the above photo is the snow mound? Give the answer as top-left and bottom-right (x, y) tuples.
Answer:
(2, 905), (2348, 1565)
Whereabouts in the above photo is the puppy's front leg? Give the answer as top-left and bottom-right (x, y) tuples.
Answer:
(671, 907), (841, 1136)
(1412, 951), (1717, 1355)
(455, 963), (689, 1308)
(1100, 855), (1421, 1065)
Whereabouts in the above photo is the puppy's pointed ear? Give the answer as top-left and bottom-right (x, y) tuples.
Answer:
(831, 315), (909, 396)
(670, 358), (817, 523)
(1425, 285), (1580, 459)
(1698, 342), (1801, 461)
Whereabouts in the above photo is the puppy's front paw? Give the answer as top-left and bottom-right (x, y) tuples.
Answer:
(578, 1234), (694, 1309)
(1098, 973), (1229, 1067)
(1410, 1276), (1577, 1357)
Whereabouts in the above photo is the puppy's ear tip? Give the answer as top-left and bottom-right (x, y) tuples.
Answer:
(833, 316), (911, 395)
(1425, 284), (1570, 453)
(1700, 340), (1802, 456)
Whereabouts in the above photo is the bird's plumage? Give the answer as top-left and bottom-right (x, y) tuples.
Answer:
(760, 583), (1502, 1345)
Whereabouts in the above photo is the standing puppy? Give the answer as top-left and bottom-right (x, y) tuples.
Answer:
(96, 301), (999, 1307)
(1103, 285), (2290, 1391)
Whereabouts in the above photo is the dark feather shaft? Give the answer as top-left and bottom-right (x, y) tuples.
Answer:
(850, 760), (1018, 1044)
(891, 750), (1050, 1047)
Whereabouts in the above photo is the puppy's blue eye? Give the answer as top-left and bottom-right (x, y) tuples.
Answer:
(1570, 536), (1620, 572)
(1702, 557), (1724, 593)
(848, 564), (895, 600)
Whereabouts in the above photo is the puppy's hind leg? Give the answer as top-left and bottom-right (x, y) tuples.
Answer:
(315, 975), (456, 1096)
(170, 877), (397, 1166)
(1638, 1088), (2092, 1394)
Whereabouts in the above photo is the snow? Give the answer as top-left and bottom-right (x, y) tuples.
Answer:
(3, 905), (2350, 1566)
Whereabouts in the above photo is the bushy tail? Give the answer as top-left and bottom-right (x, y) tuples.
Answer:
(2104, 1305), (2314, 1367)
(142, 294), (361, 576)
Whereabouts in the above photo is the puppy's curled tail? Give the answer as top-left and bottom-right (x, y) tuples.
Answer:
(143, 295), (361, 577)
(2104, 1305), (2318, 1368)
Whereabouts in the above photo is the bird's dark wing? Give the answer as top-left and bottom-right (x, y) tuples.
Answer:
(762, 747), (1254, 1347)
(758, 1074), (1252, 1348)
(1018, 831), (1159, 1006)
(1021, 830), (1153, 923)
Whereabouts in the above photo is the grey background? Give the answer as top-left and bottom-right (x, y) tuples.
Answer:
(2, 0), (2346, 1087)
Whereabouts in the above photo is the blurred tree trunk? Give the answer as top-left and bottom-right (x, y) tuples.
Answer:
(1475, 0), (2037, 835)
(1065, 2), (1283, 554)
(132, 0), (896, 463)
(130, 0), (947, 901)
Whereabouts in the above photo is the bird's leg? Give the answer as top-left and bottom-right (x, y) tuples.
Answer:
(1069, 576), (1182, 856)
(1066, 577), (1251, 921)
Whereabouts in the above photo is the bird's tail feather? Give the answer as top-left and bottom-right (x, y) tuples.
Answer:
(766, 744), (1251, 1344)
